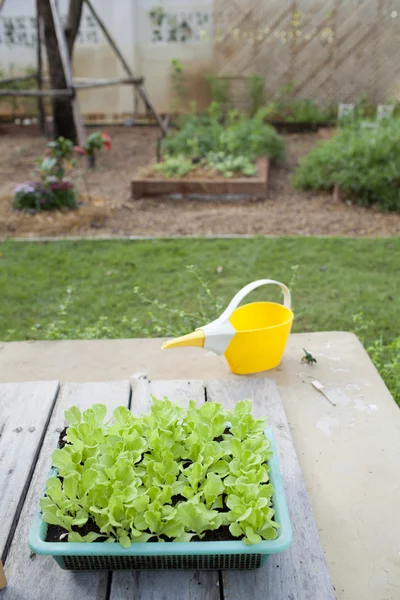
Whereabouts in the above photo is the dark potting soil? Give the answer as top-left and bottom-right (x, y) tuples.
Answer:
(57, 427), (69, 449)
(46, 523), (241, 543)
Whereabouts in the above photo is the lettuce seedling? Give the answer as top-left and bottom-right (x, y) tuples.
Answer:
(41, 398), (278, 546)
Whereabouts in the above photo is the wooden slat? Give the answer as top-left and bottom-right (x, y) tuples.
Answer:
(0, 381), (59, 560)
(109, 379), (220, 600)
(206, 379), (335, 600)
(1, 381), (131, 600)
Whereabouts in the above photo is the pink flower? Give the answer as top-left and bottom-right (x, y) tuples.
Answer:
(75, 145), (87, 156)
(101, 132), (111, 151)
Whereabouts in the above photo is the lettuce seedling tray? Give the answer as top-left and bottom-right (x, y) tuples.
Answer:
(29, 428), (292, 571)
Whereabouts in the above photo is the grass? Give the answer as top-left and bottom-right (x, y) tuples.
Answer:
(1, 237), (399, 343)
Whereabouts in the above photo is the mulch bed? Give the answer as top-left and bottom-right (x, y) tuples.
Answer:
(0, 126), (399, 238)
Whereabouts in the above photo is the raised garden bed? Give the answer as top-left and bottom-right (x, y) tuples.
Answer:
(132, 158), (269, 201)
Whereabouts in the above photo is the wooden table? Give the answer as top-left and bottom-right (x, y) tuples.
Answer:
(0, 378), (335, 600)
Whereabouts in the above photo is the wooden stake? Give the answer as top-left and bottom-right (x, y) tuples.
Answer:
(0, 560), (7, 590)
(49, 0), (86, 147)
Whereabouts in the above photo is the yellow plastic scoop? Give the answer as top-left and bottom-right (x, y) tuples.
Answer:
(162, 279), (293, 375)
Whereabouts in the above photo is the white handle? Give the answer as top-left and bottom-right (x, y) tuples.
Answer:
(216, 279), (291, 325)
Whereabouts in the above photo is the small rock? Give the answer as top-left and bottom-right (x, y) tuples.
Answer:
(320, 265), (327, 271)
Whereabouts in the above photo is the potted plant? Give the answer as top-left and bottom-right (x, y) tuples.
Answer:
(29, 398), (292, 571)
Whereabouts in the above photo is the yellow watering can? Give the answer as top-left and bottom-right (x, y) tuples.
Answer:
(162, 279), (293, 375)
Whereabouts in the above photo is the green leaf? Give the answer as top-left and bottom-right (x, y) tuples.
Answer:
(84, 404), (107, 428)
(244, 526), (262, 545)
(64, 406), (81, 426)
(119, 535), (131, 548)
(113, 406), (134, 425)
(51, 448), (73, 474)
(229, 522), (243, 538)
(63, 473), (79, 500)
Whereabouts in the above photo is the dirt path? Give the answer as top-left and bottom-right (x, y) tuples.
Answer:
(0, 125), (399, 238)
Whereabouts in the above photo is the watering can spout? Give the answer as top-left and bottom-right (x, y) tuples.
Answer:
(162, 329), (205, 350)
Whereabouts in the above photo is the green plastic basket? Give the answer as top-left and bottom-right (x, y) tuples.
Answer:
(29, 428), (292, 571)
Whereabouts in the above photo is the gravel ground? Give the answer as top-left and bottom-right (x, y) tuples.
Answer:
(0, 124), (399, 238)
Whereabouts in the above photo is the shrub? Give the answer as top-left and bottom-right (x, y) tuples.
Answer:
(292, 120), (400, 211)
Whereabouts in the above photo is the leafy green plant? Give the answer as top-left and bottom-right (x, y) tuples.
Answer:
(205, 152), (256, 177)
(158, 105), (284, 178)
(206, 75), (231, 111)
(154, 155), (193, 177)
(246, 75), (266, 116)
(292, 120), (400, 211)
(41, 398), (277, 546)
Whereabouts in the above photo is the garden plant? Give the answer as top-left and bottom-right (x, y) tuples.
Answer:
(41, 399), (279, 546)
(155, 102), (284, 178)
(12, 132), (111, 212)
(293, 119), (400, 212)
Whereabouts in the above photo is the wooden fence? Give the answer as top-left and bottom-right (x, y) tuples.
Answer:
(214, 0), (400, 105)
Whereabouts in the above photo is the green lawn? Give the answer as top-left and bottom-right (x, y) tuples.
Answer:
(1, 237), (398, 343)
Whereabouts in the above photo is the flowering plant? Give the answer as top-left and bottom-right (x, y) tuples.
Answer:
(75, 132), (111, 167)
(13, 180), (76, 211)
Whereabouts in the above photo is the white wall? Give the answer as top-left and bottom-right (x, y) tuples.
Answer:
(0, 0), (214, 119)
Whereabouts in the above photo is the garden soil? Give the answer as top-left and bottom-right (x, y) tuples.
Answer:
(0, 125), (399, 238)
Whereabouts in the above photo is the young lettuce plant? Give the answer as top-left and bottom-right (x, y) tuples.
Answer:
(41, 398), (278, 546)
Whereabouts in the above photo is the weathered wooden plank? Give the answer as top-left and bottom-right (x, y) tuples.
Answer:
(206, 379), (335, 600)
(109, 379), (220, 600)
(0, 381), (59, 560)
(1, 381), (131, 600)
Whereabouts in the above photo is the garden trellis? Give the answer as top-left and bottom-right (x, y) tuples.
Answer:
(0, 0), (167, 143)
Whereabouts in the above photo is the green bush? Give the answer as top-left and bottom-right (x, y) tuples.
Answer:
(292, 121), (400, 211)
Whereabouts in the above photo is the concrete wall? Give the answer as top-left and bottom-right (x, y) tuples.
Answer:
(0, 0), (214, 120)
